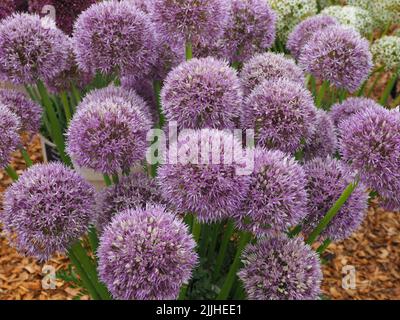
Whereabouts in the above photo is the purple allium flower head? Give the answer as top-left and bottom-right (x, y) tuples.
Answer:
(28, 0), (96, 35)
(157, 129), (251, 223)
(222, 0), (276, 63)
(0, 103), (20, 169)
(67, 85), (153, 175)
(0, 0), (15, 20)
(148, 0), (230, 48)
(161, 57), (243, 130)
(236, 148), (308, 236)
(330, 97), (381, 127)
(303, 157), (369, 241)
(97, 204), (198, 300)
(240, 52), (305, 96)
(0, 89), (42, 133)
(287, 15), (339, 60)
(241, 78), (317, 154)
(1, 163), (96, 261)
(73, 1), (157, 78)
(0, 13), (69, 85)
(303, 110), (337, 161)
(238, 236), (322, 300)
(96, 172), (165, 233)
(339, 107), (400, 210)
(299, 25), (372, 92)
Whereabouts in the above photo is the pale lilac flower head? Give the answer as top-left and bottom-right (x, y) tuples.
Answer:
(0, 103), (20, 169)
(0, 13), (69, 85)
(303, 157), (369, 241)
(339, 107), (400, 210)
(237, 148), (308, 236)
(67, 85), (152, 174)
(0, 0), (15, 20)
(240, 52), (305, 96)
(299, 25), (372, 92)
(98, 204), (198, 300)
(161, 57), (243, 130)
(241, 78), (317, 154)
(238, 236), (322, 300)
(287, 15), (338, 60)
(1, 163), (96, 261)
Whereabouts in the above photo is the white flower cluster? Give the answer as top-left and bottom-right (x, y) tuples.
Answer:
(371, 36), (400, 72)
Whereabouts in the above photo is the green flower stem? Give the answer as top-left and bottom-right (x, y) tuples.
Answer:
(192, 217), (201, 243)
(24, 85), (40, 102)
(184, 214), (194, 233)
(153, 80), (164, 129)
(199, 224), (210, 257)
(207, 224), (220, 262)
(19, 147), (33, 167)
(103, 174), (112, 186)
(112, 174), (119, 184)
(379, 72), (398, 106)
(5, 165), (18, 181)
(178, 284), (189, 300)
(310, 75), (317, 97)
(316, 238), (332, 255)
(288, 224), (302, 238)
(88, 226), (100, 255)
(60, 91), (72, 123)
(71, 83), (82, 105)
(217, 231), (251, 300)
(231, 61), (240, 70)
(185, 42), (193, 61)
(306, 179), (359, 245)
(214, 220), (235, 280)
(316, 80), (330, 108)
(367, 68), (385, 97)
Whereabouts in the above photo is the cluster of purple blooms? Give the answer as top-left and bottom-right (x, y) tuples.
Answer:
(0, 0), (399, 301)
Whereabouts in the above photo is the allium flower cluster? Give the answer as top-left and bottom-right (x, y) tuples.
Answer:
(0, 0), (15, 21)
(371, 36), (400, 72)
(237, 148), (308, 236)
(73, 1), (157, 78)
(161, 57), (243, 130)
(299, 25), (372, 92)
(303, 157), (369, 241)
(339, 107), (400, 210)
(241, 78), (317, 154)
(238, 237), (322, 300)
(240, 52), (305, 96)
(1, 163), (96, 261)
(0, 13), (69, 85)
(97, 205), (198, 300)
(0, 104), (20, 169)
(67, 86), (152, 174)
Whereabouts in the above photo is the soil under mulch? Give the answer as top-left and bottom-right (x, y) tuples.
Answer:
(0, 136), (399, 300)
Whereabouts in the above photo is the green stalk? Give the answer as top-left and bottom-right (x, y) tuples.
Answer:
(60, 91), (72, 123)
(153, 80), (164, 129)
(192, 217), (201, 243)
(199, 224), (210, 257)
(379, 72), (398, 106)
(112, 174), (119, 184)
(217, 232), (251, 300)
(88, 227), (100, 255)
(316, 238), (332, 255)
(20, 147), (33, 167)
(178, 284), (189, 300)
(316, 81), (329, 108)
(5, 165), (18, 181)
(367, 69), (385, 97)
(185, 42), (193, 61)
(288, 224), (302, 238)
(214, 220), (235, 280)
(184, 214), (194, 233)
(103, 174), (112, 187)
(231, 61), (240, 70)
(310, 75), (317, 97)
(207, 224), (220, 263)
(71, 83), (82, 105)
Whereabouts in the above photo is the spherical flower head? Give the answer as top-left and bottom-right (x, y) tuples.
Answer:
(0, 104), (20, 169)
(0, 89), (42, 133)
(1, 163), (96, 261)
(97, 204), (198, 300)
(161, 57), (243, 130)
(321, 5), (374, 36)
(236, 148), (308, 236)
(73, 1), (157, 78)
(371, 36), (400, 72)
(0, 0), (15, 20)
(287, 15), (339, 60)
(330, 97), (381, 127)
(267, 0), (318, 41)
(303, 157), (369, 241)
(96, 172), (165, 232)
(299, 25), (372, 92)
(0, 13), (69, 85)
(157, 129), (251, 223)
(67, 85), (153, 175)
(222, 0), (276, 63)
(148, 0), (230, 47)
(303, 110), (337, 161)
(339, 107), (400, 210)
(238, 236), (322, 300)
(241, 78), (317, 154)
(240, 52), (305, 96)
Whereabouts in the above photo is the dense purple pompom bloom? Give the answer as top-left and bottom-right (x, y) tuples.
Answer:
(299, 25), (372, 92)
(0, 13), (69, 85)
(148, 0), (230, 47)
(222, 0), (276, 63)
(303, 110), (337, 161)
(330, 97), (381, 127)
(236, 148), (308, 236)
(240, 52), (305, 96)
(97, 205), (198, 300)
(303, 157), (369, 241)
(0, 89), (42, 133)
(287, 15), (338, 60)
(0, 104), (20, 169)
(339, 107), (400, 210)
(157, 129), (251, 223)
(161, 57), (243, 130)
(67, 86), (152, 174)
(0, 0), (15, 20)
(1, 163), (96, 261)
(241, 78), (317, 154)
(238, 236), (322, 300)
(73, 1), (157, 78)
